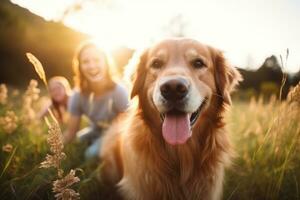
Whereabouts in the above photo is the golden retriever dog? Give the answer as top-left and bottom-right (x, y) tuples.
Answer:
(100, 38), (241, 200)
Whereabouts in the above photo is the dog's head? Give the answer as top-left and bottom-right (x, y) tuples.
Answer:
(130, 38), (241, 145)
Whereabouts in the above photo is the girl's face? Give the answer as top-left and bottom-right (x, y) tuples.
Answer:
(79, 46), (107, 82)
(49, 82), (66, 102)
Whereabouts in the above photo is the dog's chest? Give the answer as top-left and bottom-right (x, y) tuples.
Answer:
(123, 162), (207, 200)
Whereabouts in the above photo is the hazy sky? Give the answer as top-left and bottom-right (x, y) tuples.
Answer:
(12, 0), (300, 72)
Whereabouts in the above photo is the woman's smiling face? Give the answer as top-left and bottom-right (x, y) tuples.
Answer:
(49, 81), (66, 102)
(79, 46), (107, 82)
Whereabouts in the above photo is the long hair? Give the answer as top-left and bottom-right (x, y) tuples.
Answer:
(72, 41), (117, 95)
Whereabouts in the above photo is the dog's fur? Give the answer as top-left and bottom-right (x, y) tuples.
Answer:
(100, 38), (241, 200)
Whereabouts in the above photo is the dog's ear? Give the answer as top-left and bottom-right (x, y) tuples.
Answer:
(213, 50), (242, 105)
(130, 49), (149, 99)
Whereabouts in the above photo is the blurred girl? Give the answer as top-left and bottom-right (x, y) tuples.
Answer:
(38, 76), (71, 125)
(64, 41), (129, 159)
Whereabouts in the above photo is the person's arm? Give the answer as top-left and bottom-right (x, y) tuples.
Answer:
(37, 100), (52, 119)
(64, 90), (82, 143)
(113, 84), (129, 113)
(63, 115), (81, 143)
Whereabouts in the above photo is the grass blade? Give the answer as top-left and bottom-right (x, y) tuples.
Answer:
(0, 146), (18, 179)
(26, 53), (48, 87)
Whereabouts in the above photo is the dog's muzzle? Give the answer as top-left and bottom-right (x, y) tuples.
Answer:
(159, 76), (190, 108)
(155, 76), (207, 145)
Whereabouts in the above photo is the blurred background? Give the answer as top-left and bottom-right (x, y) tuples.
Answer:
(1, 0), (300, 99)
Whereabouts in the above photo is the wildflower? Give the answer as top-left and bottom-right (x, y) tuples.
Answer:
(2, 144), (13, 152)
(52, 169), (80, 200)
(28, 53), (81, 199)
(22, 96), (36, 122)
(40, 121), (66, 172)
(12, 89), (20, 97)
(54, 188), (80, 200)
(0, 84), (8, 105)
(24, 79), (40, 101)
(287, 82), (300, 104)
(22, 79), (40, 123)
(40, 153), (66, 171)
(40, 118), (81, 199)
(47, 122), (64, 155)
(0, 110), (18, 134)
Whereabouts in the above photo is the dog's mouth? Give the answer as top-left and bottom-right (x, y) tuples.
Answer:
(160, 98), (207, 145)
(160, 98), (207, 126)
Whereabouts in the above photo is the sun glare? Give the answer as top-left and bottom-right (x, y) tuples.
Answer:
(63, 5), (163, 51)
(11, 0), (300, 72)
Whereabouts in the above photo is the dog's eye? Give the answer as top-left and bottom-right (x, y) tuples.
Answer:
(150, 59), (163, 69)
(191, 59), (205, 69)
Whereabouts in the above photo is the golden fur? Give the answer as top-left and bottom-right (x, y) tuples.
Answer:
(100, 38), (241, 200)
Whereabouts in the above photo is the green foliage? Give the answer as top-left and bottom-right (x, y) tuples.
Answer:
(0, 120), (93, 199)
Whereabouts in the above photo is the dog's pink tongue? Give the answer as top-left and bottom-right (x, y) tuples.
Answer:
(162, 113), (191, 145)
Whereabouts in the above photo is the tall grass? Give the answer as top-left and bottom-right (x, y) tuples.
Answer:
(224, 92), (300, 200)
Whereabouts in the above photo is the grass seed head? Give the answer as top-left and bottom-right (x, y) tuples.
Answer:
(287, 82), (300, 104)
(0, 111), (18, 134)
(52, 169), (80, 200)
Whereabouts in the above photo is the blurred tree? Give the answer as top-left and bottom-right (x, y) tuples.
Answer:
(163, 14), (187, 37)
(238, 55), (300, 99)
(0, 0), (88, 86)
(257, 55), (282, 81)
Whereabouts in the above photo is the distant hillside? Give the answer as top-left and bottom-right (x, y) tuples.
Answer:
(0, 0), (88, 86)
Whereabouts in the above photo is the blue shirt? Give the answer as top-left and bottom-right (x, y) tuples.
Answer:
(68, 83), (129, 128)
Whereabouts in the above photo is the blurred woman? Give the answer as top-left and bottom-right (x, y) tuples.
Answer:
(38, 76), (71, 125)
(64, 41), (129, 159)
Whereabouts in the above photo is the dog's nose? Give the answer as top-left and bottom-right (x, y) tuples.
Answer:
(160, 77), (189, 101)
